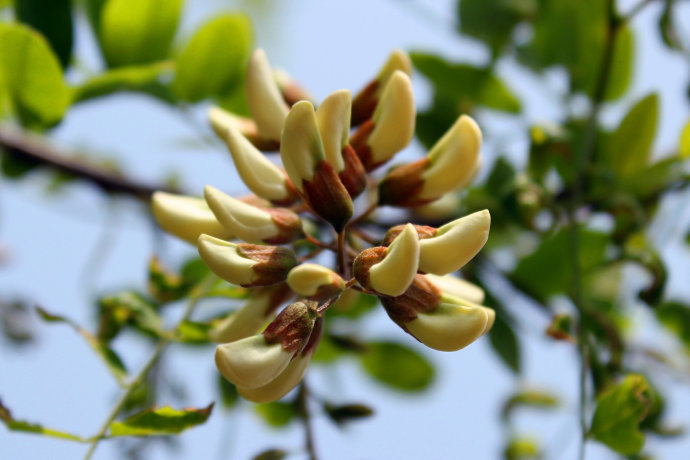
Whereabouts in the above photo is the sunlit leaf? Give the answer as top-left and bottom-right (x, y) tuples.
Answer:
(608, 93), (658, 177)
(252, 449), (287, 460)
(100, 0), (183, 67)
(109, 404), (213, 436)
(14, 0), (73, 68)
(590, 374), (653, 455)
(98, 292), (163, 338)
(255, 401), (297, 428)
(173, 13), (253, 102)
(605, 26), (634, 101)
(175, 320), (212, 344)
(501, 389), (559, 420)
(72, 62), (174, 103)
(360, 341), (434, 392)
(680, 120), (690, 159)
(0, 23), (70, 127)
(0, 399), (88, 442)
(504, 436), (541, 460)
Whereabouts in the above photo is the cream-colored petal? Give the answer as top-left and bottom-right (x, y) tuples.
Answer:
(406, 303), (488, 352)
(287, 263), (339, 297)
(315, 89), (351, 172)
(246, 49), (289, 141)
(368, 70), (415, 164)
(215, 335), (292, 388)
(237, 353), (311, 403)
(213, 114), (293, 202)
(481, 307), (495, 335)
(209, 293), (276, 343)
(208, 106), (253, 140)
(152, 192), (232, 244)
(369, 223), (420, 296)
(418, 210), (490, 275)
(377, 49), (413, 84)
(426, 273), (485, 304)
(197, 234), (257, 286)
(280, 101), (326, 191)
(204, 186), (279, 243)
(419, 115), (482, 200)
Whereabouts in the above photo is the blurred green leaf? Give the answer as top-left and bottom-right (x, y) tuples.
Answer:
(656, 302), (690, 349)
(175, 320), (212, 344)
(148, 256), (186, 302)
(14, 0), (73, 68)
(658, 0), (683, 51)
(504, 436), (541, 460)
(0, 23), (70, 127)
(324, 402), (374, 426)
(218, 375), (240, 409)
(410, 52), (521, 113)
(605, 26), (634, 102)
(35, 307), (128, 383)
(84, 0), (107, 41)
(621, 157), (686, 199)
(255, 401), (297, 428)
(545, 313), (574, 342)
(590, 374), (652, 455)
(360, 341), (434, 392)
(252, 449), (287, 460)
(72, 62), (174, 103)
(608, 93), (659, 177)
(488, 313), (521, 373)
(457, 0), (535, 58)
(173, 13), (253, 102)
(329, 291), (378, 319)
(101, 0), (183, 67)
(680, 120), (690, 159)
(512, 229), (609, 300)
(109, 404), (213, 436)
(0, 151), (40, 178)
(0, 399), (88, 442)
(98, 292), (162, 339)
(501, 389), (559, 420)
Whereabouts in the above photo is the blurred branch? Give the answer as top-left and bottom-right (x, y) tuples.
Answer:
(0, 125), (178, 199)
(297, 382), (318, 460)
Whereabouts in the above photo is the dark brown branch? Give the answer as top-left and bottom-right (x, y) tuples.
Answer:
(0, 125), (178, 200)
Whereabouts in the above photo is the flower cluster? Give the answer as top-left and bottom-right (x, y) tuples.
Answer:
(152, 49), (493, 402)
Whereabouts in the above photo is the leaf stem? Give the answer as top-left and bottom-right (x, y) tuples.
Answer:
(297, 382), (318, 460)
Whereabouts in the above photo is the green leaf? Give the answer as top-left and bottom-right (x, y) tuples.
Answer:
(360, 341), (434, 392)
(504, 436), (541, 460)
(109, 404), (213, 436)
(72, 62), (174, 104)
(608, 93), (659, 177)
(410, 52), (521, 113)
(0, 23), (70, 127)
(501, 389), (559, 420)
(680, 120), (690, 159)
(324, 403), (374, 426)
(621, 157), (686, 199)
(255, 402), (297, 428)
(100, 0), (183, 67)
(604, 26), (634, 101)
(658, 0), (683, 51)
(98, 292), (163, 338)
(0, 399), (88, 442)
(512, 229), (609, 301)
(252, 449), (288, 460)
(217, 375), (239, 409)
(590, 374), (653, 455)
(656, 302), (690, 349)
(173, 13), (253, 102)
(14, 0), (73, 68)
(36, 307), (128, 383)
(0, 151), (41, 178)
(84, 0), (108, 41)
(457, 0), (536, 58)
(488, 313), (521, 373)
(175, 320), (212, 344)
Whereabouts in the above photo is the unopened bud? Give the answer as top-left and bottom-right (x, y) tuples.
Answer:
(281, 101), (353, 231)
(208, 107), (278, 151)
(352, 49), (413, 125)
(287, 263), (346, 301)
(204, 186), (301, 244)
(418, 210), (490, 275)
(209, 109), (298, 205)
(274, 68), (315, 106)
(197, 234), (297, 287)
(247, 49), (290, 142)
(353, 223), (419, 296)
(151, 192), (232, 244)
(350, 70), (415, 172)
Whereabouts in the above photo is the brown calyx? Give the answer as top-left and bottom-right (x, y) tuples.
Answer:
(377, 158), (430, 207)
(255, 283), (295, 317)
(339, 144), (367, 199)
(381, 224), (438, 246)
(352, 246), (387, 291)
(264, 208), (303, 244)
(302, 160), (353, 232)
(380, 274), (442, 324)
(263, 300), (317, 353)
(349, 119), (376, 172)
(237, 244), (297, 286)
(269, 172), (301, 207)
(351, 80), (379, 126)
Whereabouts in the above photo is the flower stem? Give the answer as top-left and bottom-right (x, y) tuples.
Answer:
(297, 382), (318, 460)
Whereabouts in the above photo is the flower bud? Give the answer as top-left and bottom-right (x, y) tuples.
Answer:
(208, 107), (278, 152)
(204, 186), (301, 244)
(209, 109), (299, 205)
(316, 89), (366, 198)
(281, 101), (353, 231)
(287, 263), (346, 301)
(215, 300), (317, 389)
(350, 70), (415, 172)
(274, 68), (314, 106)
(197, 234), (297, 287)
(352, 49), (413, 125)
(378, 115), (482, 207)
(151, 192), (232, 244)
(246, 49), (290, 142)
(353, 223), (419, 296)
(209, 284), (294, 343)
(418, 210), (490, 275)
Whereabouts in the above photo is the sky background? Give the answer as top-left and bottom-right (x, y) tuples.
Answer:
(2, 0), (690, 459)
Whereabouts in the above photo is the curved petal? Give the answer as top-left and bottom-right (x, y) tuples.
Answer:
(152, 192), (231, 244)
(369, 223), (420, 296)
(406, 303), (489, 352)
(215, 335), (292, 388)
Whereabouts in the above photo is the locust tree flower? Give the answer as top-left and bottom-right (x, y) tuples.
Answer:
(378, 115), (482, 206)
(246, 48), (290, 143)
(197, 234), (297, 287)
(350, 70), (415, 172)
(215, 300), (317, 388)
(287, 263), (346, 301)
(151, 192), (232, 244)
(353, 223), (420, 296)
(204, 185), (302, 244)
(281, 100), (353, 231)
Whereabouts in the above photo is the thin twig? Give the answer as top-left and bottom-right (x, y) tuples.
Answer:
(336, 231), (346, 276)
(297, 382), (318, 460)
(0, 125), (177, 200)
